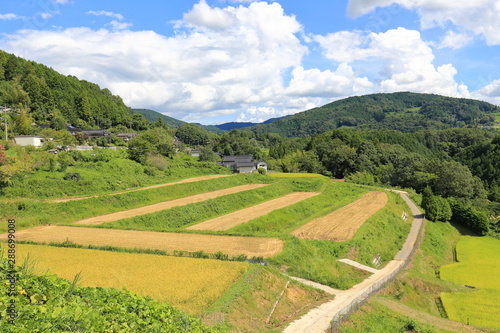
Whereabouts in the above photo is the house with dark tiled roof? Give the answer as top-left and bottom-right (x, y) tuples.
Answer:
(217, 155), (267, 174)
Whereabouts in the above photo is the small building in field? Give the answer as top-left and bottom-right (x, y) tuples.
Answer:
(217, 155), (267, 174)
(190, 149), (202, 157)
(13, 135), (47, 148)
(116, 133), (138, 142)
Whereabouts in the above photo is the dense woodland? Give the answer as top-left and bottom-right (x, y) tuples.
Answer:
(0, 50), (499, 238)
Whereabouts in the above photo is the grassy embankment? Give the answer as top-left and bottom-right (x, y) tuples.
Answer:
(1, 150), (232, 199)
(0, 174), (271, 232)
(440, 236), (500, 329)
(203, 265), (332, 332)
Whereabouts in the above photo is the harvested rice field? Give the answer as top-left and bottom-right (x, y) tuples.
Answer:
(74, 184), (268, 225)
(3, 225), (283, 257)
(186, 192), (320, 231)
(291, 191), (388, 241)
(12, 243), (249, 315)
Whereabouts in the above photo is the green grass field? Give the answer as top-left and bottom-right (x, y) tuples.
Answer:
(268, 172), (325, 178)
(440, 236), (500, 329)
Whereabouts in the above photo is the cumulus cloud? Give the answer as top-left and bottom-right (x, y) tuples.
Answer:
(286, 64), (373, 97)
(1, 1), (310, 122)
(347, 0), (500, 45)
(315, 27), (467, 97)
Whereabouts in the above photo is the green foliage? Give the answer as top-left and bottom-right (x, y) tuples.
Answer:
(0, 256), (223, 332)
(0, 50), (140, 129)
(176, 123), (211, 146)
(448, 199), (490, 235)
(249, 92), (499, 137)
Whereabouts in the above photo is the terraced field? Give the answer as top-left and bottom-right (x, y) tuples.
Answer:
(291, 191), (388, 241)
(13, 243), (248, 315)
(74, 184), (268, 225)
(4, 225), (283, 257)
(186, 192), (320, 231)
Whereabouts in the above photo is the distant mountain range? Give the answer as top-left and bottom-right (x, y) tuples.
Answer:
(132, 108), (285, 132)
(134, 92), (499, 137)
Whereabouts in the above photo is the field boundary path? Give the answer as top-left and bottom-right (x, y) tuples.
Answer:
(283, 190), (425, 333)
(74, 184), (267, 225)
(48, 175), (232, 203)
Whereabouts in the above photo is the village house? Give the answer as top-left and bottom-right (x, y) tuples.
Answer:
(13, 135), (48, 148)
(217, 155), (267, 174)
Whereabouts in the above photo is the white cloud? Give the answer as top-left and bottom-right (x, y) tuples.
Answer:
(286, 64), (373, 97)
(108, 20), (132, 31)
(87, 10), (125, 21)
(54, 0), (71, 4)
(1, 1), (309, 123)
(471, 79), (500, 106)
(438, 30), (473, 49)
(315, 27), (467, 97)
(347, 0), (500, 45)
(0, 13), (20, 20)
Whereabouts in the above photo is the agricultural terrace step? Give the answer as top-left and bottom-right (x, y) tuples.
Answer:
(74, 184), (268, 225)
(1, 225), (283, 258)
(291, 191), (388, 241)
(186, 192), (320, 231)
(48, 175), (232, 203)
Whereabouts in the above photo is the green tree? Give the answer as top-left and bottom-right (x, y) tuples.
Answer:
(176, 123), (210, 146)
(198, 146), (218, 162)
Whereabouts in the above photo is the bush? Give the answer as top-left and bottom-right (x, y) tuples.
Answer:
(63, 172), (82, 181)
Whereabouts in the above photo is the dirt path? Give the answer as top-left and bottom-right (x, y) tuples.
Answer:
(186, 192), (320, 231)
(284, 191), (425, 333)
(1, 225), (283, 257)
(373, 297), (485, 333)
(291, 191), (388, 241)
(49, 175), (232, 203)
(74, 184), (268, 225)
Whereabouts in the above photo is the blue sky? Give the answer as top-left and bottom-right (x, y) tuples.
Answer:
(1, 0), (499, 124)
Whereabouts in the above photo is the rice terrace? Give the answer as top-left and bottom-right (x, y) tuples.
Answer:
(1, 170), (498, 332)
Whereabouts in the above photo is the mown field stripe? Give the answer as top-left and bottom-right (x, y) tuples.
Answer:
(291, 191), (388, 241)
(48, 175), (232, 203)
(186, 192), (320, 231)
(1, 225), (283, 257)
(74, 184), (268, 225)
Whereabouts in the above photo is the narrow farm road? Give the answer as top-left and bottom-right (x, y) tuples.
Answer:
(283, 191), (425, 333)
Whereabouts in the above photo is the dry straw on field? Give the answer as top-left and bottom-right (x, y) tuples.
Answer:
(186, 192), (320, 231)
(291, 191), (388, 241)
(74, 184), (268, 225)
(13, 244), (248, 315)
(5, 225), (283, 257)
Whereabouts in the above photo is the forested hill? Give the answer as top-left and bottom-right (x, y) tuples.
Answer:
(248, 92), (499, 137)
(0, 50), (141, 130)
(133, 108), (185, 128)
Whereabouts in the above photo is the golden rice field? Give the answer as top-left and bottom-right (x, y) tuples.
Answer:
(291, 191), (388, 241)
(11, 244), (249, 315)
(441, 289), (500, 329)
(2, 225), (283, 257)
(186, 192), (320, 231)
(440, 236), (500, 329)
